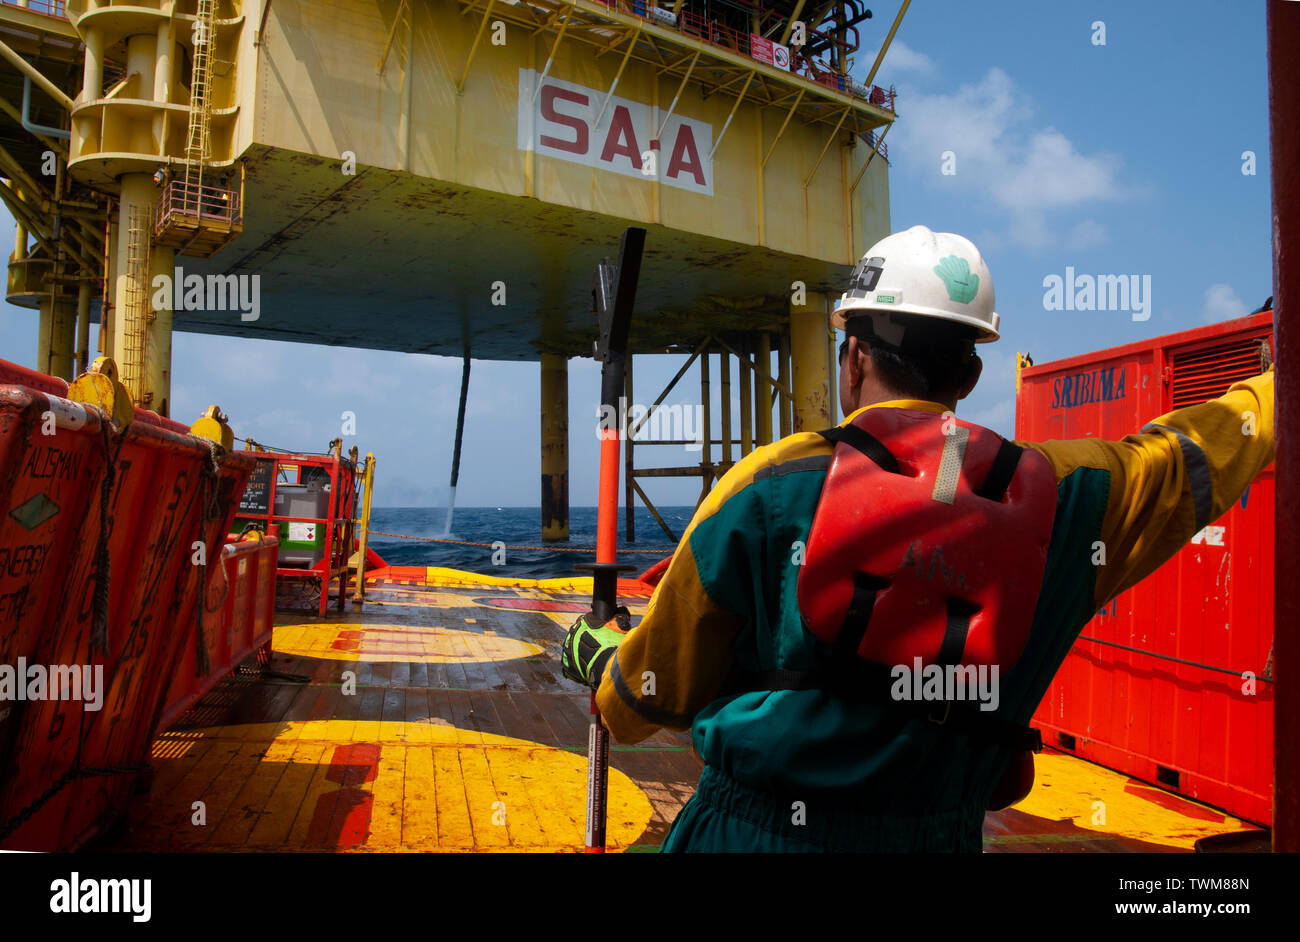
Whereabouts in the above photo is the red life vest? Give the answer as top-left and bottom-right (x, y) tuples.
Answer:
(797, 407), (1057, 675)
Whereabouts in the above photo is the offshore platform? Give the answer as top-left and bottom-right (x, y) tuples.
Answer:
(1, 0), (898, 540)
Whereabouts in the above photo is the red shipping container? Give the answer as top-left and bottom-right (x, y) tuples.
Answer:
(1017, 311), (1275, 825)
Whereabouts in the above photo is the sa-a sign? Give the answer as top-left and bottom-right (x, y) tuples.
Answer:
(517, 69), (714, 196)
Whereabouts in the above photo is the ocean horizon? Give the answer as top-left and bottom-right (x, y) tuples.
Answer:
(368, 504), (695, 578)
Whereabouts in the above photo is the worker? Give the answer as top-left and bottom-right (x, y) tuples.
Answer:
(561, 225), (1275, 852)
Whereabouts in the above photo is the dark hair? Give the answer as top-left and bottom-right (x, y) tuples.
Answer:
(839, 315), (980, 400)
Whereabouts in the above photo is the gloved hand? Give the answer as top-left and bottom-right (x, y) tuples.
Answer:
(561, 606), (632, 690)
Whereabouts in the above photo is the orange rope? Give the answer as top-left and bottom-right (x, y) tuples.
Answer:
(367, 530), (670, 554)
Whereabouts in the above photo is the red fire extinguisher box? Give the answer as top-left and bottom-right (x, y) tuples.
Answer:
(1017, 310), (1275, 826)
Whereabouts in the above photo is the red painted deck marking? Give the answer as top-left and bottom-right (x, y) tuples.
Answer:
(471, 598), (591, 613)
(306, 743), (381, 848)
(329, 631), (479, 658)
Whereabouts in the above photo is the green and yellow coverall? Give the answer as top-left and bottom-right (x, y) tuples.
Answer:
(593, 371), (1275, 852)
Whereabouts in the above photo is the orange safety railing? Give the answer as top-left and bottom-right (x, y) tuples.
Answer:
(157, 535), (279, 732)
(232, 451), (360, 617)
(154, 177), (242, 234)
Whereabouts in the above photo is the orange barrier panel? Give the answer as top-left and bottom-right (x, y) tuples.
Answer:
(157, 535), (279, 733)
(0, 377), (255, 851)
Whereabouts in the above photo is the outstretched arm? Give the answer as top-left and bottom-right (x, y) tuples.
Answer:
(1024, 369), (1274, 610)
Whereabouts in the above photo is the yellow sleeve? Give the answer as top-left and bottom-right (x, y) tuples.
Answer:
(592, 439), (802, 743)
(1024, 370), (1274, 608)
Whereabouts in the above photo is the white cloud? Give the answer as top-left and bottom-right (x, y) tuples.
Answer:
(991, 130), (1124, 211)
(859, 40), (935, 75)
(900, 68), (1030, 171)
(1201, 283), (1245, 323)
(895, 68), (1133, 251)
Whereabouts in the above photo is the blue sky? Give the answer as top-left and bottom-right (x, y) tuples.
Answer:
(0, 0), (1272, 512)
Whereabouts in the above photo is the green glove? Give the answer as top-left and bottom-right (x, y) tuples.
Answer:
(561, 607), (631, 690)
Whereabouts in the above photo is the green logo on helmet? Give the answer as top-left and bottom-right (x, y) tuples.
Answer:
(933, 255), (979, 304)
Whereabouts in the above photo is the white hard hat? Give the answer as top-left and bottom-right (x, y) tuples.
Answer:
(832, 225), (1000, 342)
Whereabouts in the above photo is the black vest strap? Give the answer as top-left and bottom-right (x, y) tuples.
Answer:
(833, 571), (891, 661)
(935, 597), (978, 667)
(817, 425), (900, 474)
(974, 438), (1023, 502)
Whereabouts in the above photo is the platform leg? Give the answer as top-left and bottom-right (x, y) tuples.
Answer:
(541, 352), (570, 542)
(790, 292), (833, 432)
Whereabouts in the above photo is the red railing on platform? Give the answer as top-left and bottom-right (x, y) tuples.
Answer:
(232, 451), (360, 618)
(595, 0), (894, 112)
(157, 535), (279, 733)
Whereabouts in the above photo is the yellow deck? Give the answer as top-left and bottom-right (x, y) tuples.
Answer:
(105, 574), (1263, 852)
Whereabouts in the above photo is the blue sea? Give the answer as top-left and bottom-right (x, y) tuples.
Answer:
(368, 506), (695, 579)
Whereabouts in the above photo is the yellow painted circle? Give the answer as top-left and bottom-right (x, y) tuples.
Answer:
(274, 622), (544, 664)
(143, 720), (654, 852)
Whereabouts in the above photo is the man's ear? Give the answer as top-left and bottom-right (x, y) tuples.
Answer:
(957, 354), (983, 401)
(847, 336), (868, 386)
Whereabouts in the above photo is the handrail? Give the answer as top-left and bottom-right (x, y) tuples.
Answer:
(594, 0), (894, 112)
(154, 177), (242, 233)
(0, 1), (68, 20)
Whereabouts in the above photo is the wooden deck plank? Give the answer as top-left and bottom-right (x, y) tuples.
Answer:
(285, 742), (347, 850)
(401, 744), (439, 850)
(246, 740), (329, 849)
(432, 746), (476, 850)
(483, 746), (548, 848)
(367, 744), (407, 849)
(353, 683), (386, 742)
(207, 742), (295, 847)
(457, 630), (498, 691)
(439, 689), (482, 745)
(192, 741), (286, 847)
(498, 689), (561, 747)
(456, 746), (510, 849)
(466, 689), (509, 740)
(381, 686), (406, 728)
(406, 658), (429, 690)
(388, 658), (412, 689)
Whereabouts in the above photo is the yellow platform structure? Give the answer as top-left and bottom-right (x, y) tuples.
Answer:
(53, 0), (890, 361)
(4, 0), (897, 522)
